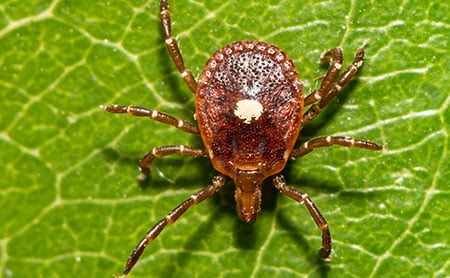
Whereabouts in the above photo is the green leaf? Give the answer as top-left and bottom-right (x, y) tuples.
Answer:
(1, 0), (448, 277)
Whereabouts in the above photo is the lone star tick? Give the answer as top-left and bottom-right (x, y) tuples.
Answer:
(101, 0), (384, 275)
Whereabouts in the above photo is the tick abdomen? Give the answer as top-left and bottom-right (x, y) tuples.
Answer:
(196, 41), (304, 178)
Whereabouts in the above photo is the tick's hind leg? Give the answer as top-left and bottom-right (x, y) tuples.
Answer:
(272, 175), (332, 259)
(160, 0), (197, 93)
(122, 175), (227, 275)
(304, 47), (343, 107)
(138, 145), (207, 180)
(303, 47), (365, 125)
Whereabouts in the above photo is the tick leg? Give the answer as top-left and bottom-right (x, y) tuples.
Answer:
(290, 136), (384, 159)
(272, 174), (332, 259)
(160, 0), (197, 93)
(303, 47), (365, 125)
(139, 145), (207, 180)
(304, 47), (343, 106)
(100, 104), (198, 134)
(123, 175), (227, 275)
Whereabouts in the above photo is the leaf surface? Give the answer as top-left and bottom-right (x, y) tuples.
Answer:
(1, 0), (448, 277)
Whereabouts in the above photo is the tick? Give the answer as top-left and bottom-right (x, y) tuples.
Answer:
(101, 0), (384, 275)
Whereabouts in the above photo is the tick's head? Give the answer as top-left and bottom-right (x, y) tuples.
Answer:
(233, 169), (265, 222)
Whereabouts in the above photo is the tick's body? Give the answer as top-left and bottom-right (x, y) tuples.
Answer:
(197, 41), (303, 221)
(102, 0), (384, 275)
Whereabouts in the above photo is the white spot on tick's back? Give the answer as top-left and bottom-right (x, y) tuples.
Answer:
(234, 99), (264, 124)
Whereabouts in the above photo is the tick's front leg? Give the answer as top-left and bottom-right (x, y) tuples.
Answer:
(272, 174), (332, 259)
(122, 175), (227, 275)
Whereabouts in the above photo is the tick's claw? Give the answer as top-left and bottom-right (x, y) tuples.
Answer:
(137, 173), (148, 181)
(319, 248), (332, 260)
(138, 167), (150, 180)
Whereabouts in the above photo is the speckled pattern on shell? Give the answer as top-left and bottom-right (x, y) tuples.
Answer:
(196, 41), (304, 177)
